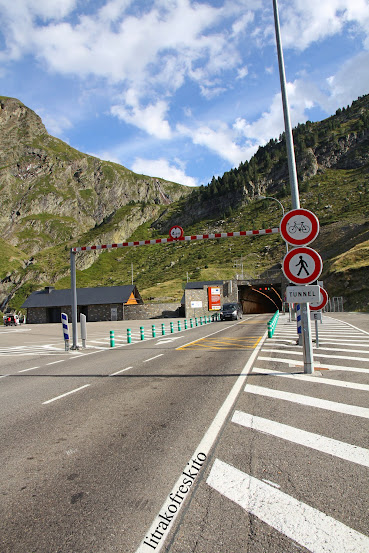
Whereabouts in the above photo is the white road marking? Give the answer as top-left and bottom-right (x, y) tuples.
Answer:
(257, 356), (369, 374)
(156, 336), (184, 344)
(135, 329), (268, 553)
(109, 366), (133, 376)
(42, 384), (90, 404)
(245, 385), (369, 419)
(46, 359), (65, 365)
(207, 459), (369, 553)
(253, 367), (369, 391)
(18, 366), (39, 372)
(0, 374), (10, 379)
(232, 411), (369, 467)
(143, 354), (164, 363)
(268, 343), (369, 354)
(327, 316), (369, 336)
(261, 348), (369, 362)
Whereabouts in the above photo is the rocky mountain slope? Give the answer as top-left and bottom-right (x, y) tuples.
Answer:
(1, 94), (368, 313)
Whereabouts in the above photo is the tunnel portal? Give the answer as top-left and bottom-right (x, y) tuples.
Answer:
(238, 283), (283, 314)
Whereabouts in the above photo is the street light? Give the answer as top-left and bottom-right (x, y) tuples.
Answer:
(256, 194), (291, 320)
(256, 194), (285, 216)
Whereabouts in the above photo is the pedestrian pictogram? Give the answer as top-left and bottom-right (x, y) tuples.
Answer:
(309, 287), (329, 311)
(280, 209), (319, 246)
(282, 247), (323, 285)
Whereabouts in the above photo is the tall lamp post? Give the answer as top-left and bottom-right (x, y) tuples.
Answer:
(272, 0), (313, 373)
(257, 194), (291, 319)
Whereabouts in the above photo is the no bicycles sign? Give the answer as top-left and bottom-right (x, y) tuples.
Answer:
(280, 208), (319, 246)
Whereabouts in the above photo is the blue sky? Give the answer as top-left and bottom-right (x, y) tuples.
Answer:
(0, 0), (368, 187)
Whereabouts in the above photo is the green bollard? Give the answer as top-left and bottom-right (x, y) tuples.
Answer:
(152, 324), (156, 338)
(170, 322), (174, 333)
(200, 317), (203, 325)
(178, 320), (181, 331)
(184, 319), (188, 329)
(110, 330), (115, 347)
(190, 318), (193, 328)
(195, 317), (198, 326)
(127, 328), (132, 344)
(161, 323), (165, 336)
(140, 326), (145, 340)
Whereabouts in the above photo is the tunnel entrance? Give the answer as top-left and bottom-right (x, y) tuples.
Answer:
(238, 283), (283, 314)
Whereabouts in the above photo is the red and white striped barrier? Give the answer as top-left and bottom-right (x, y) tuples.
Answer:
(71, 227), (280, 252)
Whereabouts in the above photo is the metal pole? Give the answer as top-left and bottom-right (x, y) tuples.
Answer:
(273, 0), (314, 374)
(272, 0), (300, 210)
(315, 317), (319, 348)
(70, 250), (78, 350)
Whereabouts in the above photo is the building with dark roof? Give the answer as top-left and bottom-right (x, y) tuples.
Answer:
(183, 280), (237, 318)
(21, 285), (143, 323)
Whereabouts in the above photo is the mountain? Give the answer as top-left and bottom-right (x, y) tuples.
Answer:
(1, 95), (368, 314)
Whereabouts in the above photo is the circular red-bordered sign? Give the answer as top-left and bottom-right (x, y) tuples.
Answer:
(169, 225), (184, 240)
(282, 247), (323, 285)
(309, 287), (328, 311)
(280, 208), (319, 246)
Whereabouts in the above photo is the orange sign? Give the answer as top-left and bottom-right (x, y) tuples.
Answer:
(208, 287), (221, 310)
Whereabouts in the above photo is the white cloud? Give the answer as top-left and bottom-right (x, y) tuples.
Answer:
(111, 90), (172, 139)
(279, 0), (369, 50)
(177, 122), (257, 166)
(325, 51), (369, 110)
(131, 157), (198, 187)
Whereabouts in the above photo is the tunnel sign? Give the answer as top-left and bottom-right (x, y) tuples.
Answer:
(282, 247), (323, 285)
(280, 208), (319, 246)
(286, 285), (321, 303)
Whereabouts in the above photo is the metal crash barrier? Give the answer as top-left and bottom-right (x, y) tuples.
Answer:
(267, 310), (279, 338)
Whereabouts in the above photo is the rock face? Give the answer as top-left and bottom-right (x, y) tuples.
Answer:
(0, 96), (190, 252)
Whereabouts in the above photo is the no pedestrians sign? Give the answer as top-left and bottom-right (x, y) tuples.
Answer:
(282, 247), (323, 285)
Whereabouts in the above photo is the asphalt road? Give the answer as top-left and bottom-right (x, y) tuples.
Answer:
(1, 312), (368, 553)
(0, 315), (268, 553)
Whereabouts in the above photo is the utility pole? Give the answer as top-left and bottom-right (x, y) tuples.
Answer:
(131, 262), (134, 285)
(273, 0), (314, 374)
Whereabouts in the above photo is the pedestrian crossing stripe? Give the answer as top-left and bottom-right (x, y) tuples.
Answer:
(177, 336), (261, 350)
(207, 459), (369, 553)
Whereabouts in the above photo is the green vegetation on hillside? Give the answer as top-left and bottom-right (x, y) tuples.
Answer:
(2, 94), (369, 313)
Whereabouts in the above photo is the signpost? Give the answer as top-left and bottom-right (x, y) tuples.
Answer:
(280, 208), (320, 246)
(169, 225), (184, 240)
(286, 285), (321, 303)
(309, 287), (328, 311)
(282, 247), (323, 285)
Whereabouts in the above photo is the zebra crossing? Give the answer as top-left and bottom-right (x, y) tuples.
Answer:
(206, 315), (369, 552)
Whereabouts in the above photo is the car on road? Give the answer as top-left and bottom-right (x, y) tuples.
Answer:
(220, 302), (243, 321)
(3, 314), (20, 326)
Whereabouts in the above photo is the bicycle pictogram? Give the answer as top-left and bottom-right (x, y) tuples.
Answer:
(287, 220), (310, 234)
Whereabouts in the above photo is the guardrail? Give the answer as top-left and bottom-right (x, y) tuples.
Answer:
(267, 310), (279, 338)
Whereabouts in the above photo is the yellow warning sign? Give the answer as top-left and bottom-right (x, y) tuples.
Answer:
(177, 336), (261, 350)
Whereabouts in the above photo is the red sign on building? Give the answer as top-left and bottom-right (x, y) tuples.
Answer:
(208, 287), (221, 310)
